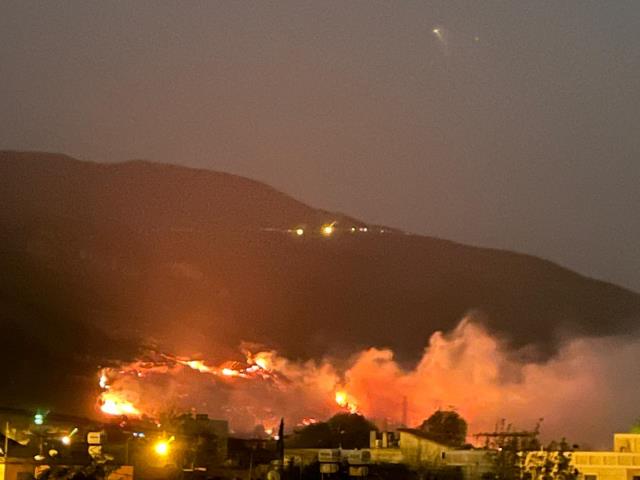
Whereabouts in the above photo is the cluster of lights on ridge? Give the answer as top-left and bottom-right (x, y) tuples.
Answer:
(286, 221), (383, 237)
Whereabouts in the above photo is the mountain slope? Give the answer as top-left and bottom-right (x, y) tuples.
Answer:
(1, 151), (639, 413)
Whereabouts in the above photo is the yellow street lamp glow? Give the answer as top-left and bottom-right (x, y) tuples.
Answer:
(154, 440), (170, 456)
(61, 436), (71, 446)
(295, 228), (304, 236)
(321, 224), (335, 237)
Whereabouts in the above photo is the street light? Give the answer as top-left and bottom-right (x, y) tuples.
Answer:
(61, 427), (77, 447)
(154, 440), (170, 456)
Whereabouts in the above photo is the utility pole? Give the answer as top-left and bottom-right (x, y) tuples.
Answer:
(3, 421), (9, 480)
(3, 422), (8, 459)
(402, 396), (408, 427)
(248, 447), (254, 480)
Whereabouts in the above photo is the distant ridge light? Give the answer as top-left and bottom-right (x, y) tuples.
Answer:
(321, 223), (335, 237)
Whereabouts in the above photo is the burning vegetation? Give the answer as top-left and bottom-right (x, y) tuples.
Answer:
(97, 348), (353, 433)
(96, 317), (640, 443)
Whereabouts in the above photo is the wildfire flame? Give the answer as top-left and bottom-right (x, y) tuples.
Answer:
(92, 317), (640, 444)
(100, 392), (141, 416)
(252, 352), (272, 371)
(96, 349), (290, 420)
(178, 359), (213, 373)
(99, 372), (109, 390)
(335, 390), (359, 414)
(97, 344), (363, 430)
(300, 417), (319, 426)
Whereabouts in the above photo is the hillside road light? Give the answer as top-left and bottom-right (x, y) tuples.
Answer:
(321, 223), (335, 237)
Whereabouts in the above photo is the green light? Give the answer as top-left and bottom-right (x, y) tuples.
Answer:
(34, 413), (44, 425)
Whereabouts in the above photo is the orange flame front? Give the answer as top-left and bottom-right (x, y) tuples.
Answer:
(335, 390), (359, 414)
(100, 392), (141, 416)
(96, 350), (282, 418)
(178, 359), (213, 373)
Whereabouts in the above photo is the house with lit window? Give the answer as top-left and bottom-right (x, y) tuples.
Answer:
(572, 433), (640, 480)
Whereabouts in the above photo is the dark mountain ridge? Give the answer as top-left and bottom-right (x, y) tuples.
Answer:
(1, 151), (639, 414)
(0, 151), (363, 233)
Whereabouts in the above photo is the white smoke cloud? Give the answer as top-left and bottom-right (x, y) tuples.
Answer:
(342, 318), (640, 447)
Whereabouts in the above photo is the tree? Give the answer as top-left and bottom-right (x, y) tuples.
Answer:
(288, 413), (378, 449)
(288, 422), (334, 448)
(327, 413), (378, 449)
(523, 441), (577, 480)
(419, 410), (468, 447)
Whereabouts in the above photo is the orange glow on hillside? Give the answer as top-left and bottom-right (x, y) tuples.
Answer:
(179, 359), (213, 373)
(100, 392), (141, 416)
(335, 390), (359, 414)
(99, 373), (109, 389)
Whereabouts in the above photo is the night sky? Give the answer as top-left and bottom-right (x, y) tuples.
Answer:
(1, 1), (639, 291)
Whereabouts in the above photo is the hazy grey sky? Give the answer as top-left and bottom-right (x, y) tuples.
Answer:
(1, 1), (639, 291)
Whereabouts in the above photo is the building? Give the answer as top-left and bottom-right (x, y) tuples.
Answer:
(1, 416), (39, 480)
(0, 457), (35, 480)
(180, 414), (229, 467)
(368, 430), (404, 464)
(284, 429), (497, 480)
(572, 434), (640, 480)
(442, 449), (495, 480)
(286, 429), (449, 470)
(369, 429), (495, 480)
(395, 428), (451, 468)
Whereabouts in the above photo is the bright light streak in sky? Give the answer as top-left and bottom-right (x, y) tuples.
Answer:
(432, 25), (447, 51)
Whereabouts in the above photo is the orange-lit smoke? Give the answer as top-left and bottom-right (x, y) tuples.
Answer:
(97, 317), (640, 445)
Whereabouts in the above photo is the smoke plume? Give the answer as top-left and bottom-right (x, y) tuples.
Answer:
(100, 316), (640, 446)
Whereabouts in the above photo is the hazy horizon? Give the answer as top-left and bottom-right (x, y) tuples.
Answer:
(2, 1), (639, 293)
(6, 148), (639, 295)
